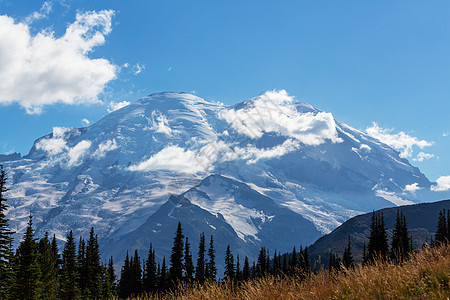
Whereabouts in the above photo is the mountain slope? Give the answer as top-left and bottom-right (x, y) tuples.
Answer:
(2, 90), (438, 266)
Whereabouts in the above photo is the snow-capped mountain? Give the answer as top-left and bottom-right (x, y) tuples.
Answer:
(2, 91), (435, 267)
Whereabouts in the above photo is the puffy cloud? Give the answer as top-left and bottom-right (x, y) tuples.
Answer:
(67, 140), (91, 167)
(128, 145), (207, 173)
(219, 90), (342, 146)
(366, 122), (433, 158)
(404, 183), (422, 193)
(108, 101), (130, 112)
(93, 139), (118, 159)
(413, 152), (435, 162)
(230, 139), (300, 164)
(35, 126), (74, 155)
(0, 10), (117, 114)
(431, 176), (450, 192)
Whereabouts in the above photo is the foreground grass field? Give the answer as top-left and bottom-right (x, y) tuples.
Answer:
(125, 244), (450, 300)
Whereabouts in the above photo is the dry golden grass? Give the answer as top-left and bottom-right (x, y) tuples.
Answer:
(124, 244), (450, 300)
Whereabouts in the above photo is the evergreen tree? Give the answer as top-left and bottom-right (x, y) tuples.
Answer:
(235, 255), (241, 281)
(38, 232), (59, 299)
(256, 247), (266, 277)
(0, 165), (14, 299)
(76, 237), (87, 294)
(303, 246), (310, 273)
(184, 238), (194, 281)
(11, 214), (42, 300)
(158, 257), (168, 292)
(289, 246), (298, 273)
(169, 222), (184, 284)
(118, 252), (131, 299)
(242, 256), (250, 281)
(206, 235), (217, 280)
(143, 244), (157, 293)
(391, 210), (411, 261)
(282, 253), (288, 274)
(105, 257), (116, 298)
(195, 233), (206, 283)
(436, 209), (448, 244)
(224, 244), (235, 279)
(342, 235), (353, 268)
(130, 250), (142, 295)
(328, 251), (341, 272)
(85, 227), (101, 298)
(272, 250), (279, 275)
(367, 211), (389, 261)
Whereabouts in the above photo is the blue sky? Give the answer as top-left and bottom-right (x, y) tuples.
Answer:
(0, 0), (449, 182)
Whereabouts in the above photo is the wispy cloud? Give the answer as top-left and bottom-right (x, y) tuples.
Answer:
(24, 1), (53, 24)
(0, 10), (117, 114)
(81, 118), (90, 126)
(366, 122), (433, 158)
(413, 152), (435, 162)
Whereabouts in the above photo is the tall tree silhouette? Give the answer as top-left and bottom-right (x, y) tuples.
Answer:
(195, 233), (206, 283)
(60, 230), (80, 299)
(206, 235), (216, 280)
(169, 222), (184, 284)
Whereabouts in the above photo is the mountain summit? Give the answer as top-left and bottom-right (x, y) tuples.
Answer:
(3, 90), (433, 266)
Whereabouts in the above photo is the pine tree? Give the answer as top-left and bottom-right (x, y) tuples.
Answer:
(130, 250), (142, 295)
(169, 222), (184, 285)
(206, 235), (216, 281)
(235, 255), (241, 281)
(436, 209), (448, 244)
(106, 257), (116, 297)
(143, 244), (157, 293)
(11, 214), (42, 300)
(60, 232), (79, 300)
(195, 233), (206, 283)
(303, 246), (310, 273)
(0, 165), (14, 299)
(118, 251), (131, 298)
(224, 244), (235, 279)
(367, 211), (389, 261)
(272, 250), (279, 275)
(256, 247), (266, 277)
(391, 210), (411, 261)
(289, 246), (298, 273)
(184, 238), (194, 281)
(342, 235), (353, 268)
(158, 257), (168, 292)
(76, 237), (87, 294)
(85, 227), (101, 298)
(38, 232), (59, 299)
(242, 256), (250, 281)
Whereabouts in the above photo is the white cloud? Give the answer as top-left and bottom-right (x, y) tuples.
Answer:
(128, 145), (207, 173)
(35, 126), (74, 155)
(108, 101), (130, 112)
(366, 122), (433, 158)
(431, 176), (450, 192)
(219, 90), (342, 146)
(24, 1), (53, 24)
(404, 183), (422, 193)
(413, 152), (435, 162)
(150, 111), (173, 136)
(444, 132), (449, 137)
(67, 140), (91, 167)
(93, 139), (118, 159)
(0, 10), (117, 114)
(81, 118), (90, 126)
(168, 67), (172, 72)
(229, 139), (300, 164)
(360, 144), (371, 152)
(133, 63), (145, 75)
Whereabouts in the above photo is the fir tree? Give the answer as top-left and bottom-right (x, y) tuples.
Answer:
(169, 222), (184, 285)
(118, 252), (131, 299)
(76, 237), (87, 294)
(195, 233), (206, 283)
(11, 214), (42, 300)
(289, 246), (298, 273)
(206, 235), (217, 281)
(256, 247), (266, 277)
(143, 244), (157, 293)
(184, 238), (194, 281)
(242, 256), (250, 281)
(38, 232), (59, 299)
(272, 250), (279, 275)
(0, 165), (14, 299)
(436, 209), (448, 244)
(303, 246), (310, 273)
(224, 244), (235, 279)
(106, 256), (116, 297)
(130, 250), (142, 295)
(85, 227), (101, 298)
(235, 255), (241, 281)
(342, 235), (353, 268)
(158, 257), (168, 292)
(391, 210), (411, 261)
(367, 211), (389, 261)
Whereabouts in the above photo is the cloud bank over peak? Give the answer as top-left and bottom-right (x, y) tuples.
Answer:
(219, 90), (343, 146)
(0, 10), (117, 114)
